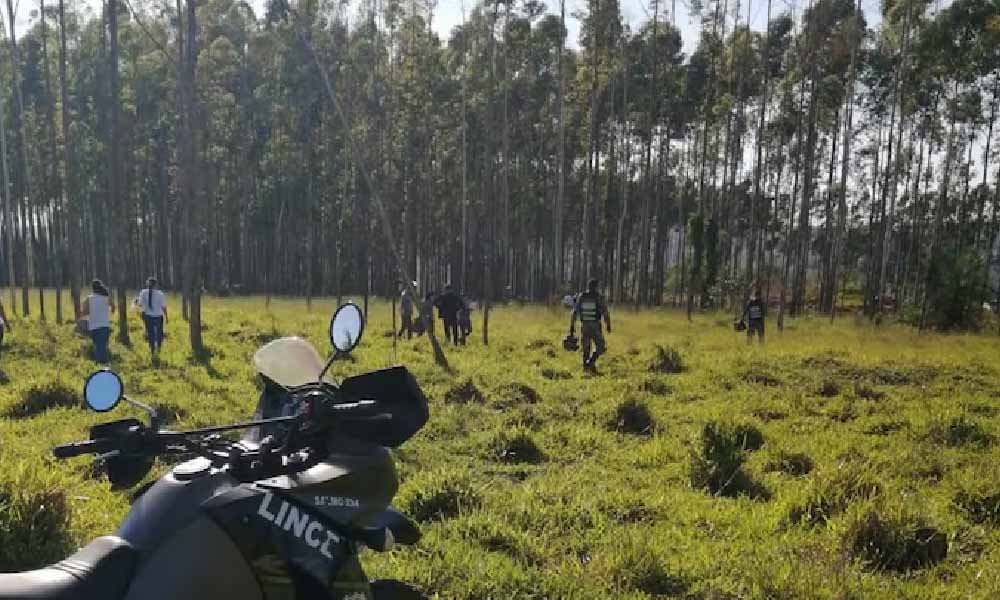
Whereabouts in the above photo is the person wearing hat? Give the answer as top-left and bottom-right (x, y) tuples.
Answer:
(82, 279), (115, 363)
(136, 277), (168, 355)
(570, 278), (611, 372)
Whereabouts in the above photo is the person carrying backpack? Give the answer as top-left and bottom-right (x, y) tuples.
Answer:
(569, 278), (611, 373)
(136, 277), (168, 355)
(740, 289), (766, 344)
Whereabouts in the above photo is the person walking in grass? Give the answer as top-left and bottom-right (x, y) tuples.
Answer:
(570, 278), (611, 373)
(741, 289), (766, 344)
(0, 299), (10, 359)
(457, 294), (472, 344)
(82, 279), (115, 364)
(417, 292), (436, 337)
(435, 285), (464, 346)
(136, 277), (168, 355)
(398, 282), (415, 340)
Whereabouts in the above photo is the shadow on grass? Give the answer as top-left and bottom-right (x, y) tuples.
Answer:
(188, 347), (224, 379)
(6, 382), (79, 418)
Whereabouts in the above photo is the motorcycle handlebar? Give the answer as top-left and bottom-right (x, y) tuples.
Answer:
(52, 394), (384, 462)
(53, 438), (116, 459)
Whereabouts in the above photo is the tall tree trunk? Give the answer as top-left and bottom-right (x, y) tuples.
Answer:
(108, 0), (130, 345)
(829, 6), (859, 320)
(178, 0), (203, 353)
(554, 0), (566, 292)
(41, 0), (64, 323)
(283, 0), (449, 367)
(748, 0), (772, 284)
(5, 0), (33, 316)
(0, 65), (13, 316)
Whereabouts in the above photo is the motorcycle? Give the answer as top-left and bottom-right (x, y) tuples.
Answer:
(0, 303), (430, 600)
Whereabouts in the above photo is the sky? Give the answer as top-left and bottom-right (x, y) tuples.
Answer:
(48, 0), (886, 58)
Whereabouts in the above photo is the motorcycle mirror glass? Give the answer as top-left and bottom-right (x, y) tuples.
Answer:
(330, 303), (364, 354)
(84, 369), (124, 412)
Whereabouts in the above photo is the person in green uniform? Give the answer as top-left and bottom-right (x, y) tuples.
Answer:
(741, 289), (766, 344)
(569, 278), (611, 372)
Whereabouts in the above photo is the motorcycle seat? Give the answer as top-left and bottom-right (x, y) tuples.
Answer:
(0, 536), (137, 600)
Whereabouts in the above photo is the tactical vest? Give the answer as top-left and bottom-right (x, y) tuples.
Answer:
(578, 292), (601, 323)
(748, 302), (763, 320)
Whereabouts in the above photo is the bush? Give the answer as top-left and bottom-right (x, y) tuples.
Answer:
(764, 451), (814, 477)
(921, 248), (991, 331)
(398, 469), (481, 522)
(819, 380), (841, 397)
(955, 490), (1000, 525)
(688, 421), (767, 499)
(788, 466), (881, 526)
(608, 398), (656, 436)
(649, 345), (685, 374)
(845, 511), (947, 572)
(927, 416), (993, 448)
(642, 378), (672, 396)
(592, 534), (688, 596)
(0, 473), (73, 570)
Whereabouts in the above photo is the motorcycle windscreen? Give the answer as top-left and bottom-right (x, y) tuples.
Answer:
(253, 337), (328, 389)
(338, 366), (429, 447)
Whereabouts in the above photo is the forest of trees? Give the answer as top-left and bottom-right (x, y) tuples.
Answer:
(0, 0), (997, 342)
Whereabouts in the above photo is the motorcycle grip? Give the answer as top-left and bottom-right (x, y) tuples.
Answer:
(52, 439), (101, 459)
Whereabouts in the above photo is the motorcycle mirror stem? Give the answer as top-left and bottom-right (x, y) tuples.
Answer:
(123, 396), (161, 431)
(315, 350), (342, 384)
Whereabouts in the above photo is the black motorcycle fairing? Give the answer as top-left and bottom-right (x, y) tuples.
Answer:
(0, 536), (137, 600)
(338, 367), (429, 448)
(117, 464), (239, 551)
(365, 506), (421, 546)
(205, 486), (362, 596)
(122, 517), (262, 600)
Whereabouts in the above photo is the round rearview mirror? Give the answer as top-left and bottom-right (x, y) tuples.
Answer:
(84, 370), (124, 413)
(330, 303), (364, 354)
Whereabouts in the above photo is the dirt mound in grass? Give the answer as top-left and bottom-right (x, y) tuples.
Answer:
(444, 379), (485, 404)
(398, 470), (481, 522)
(486, 428), (545, 464)
(497, 382), (541, 405)
(608, 398), (657, 436)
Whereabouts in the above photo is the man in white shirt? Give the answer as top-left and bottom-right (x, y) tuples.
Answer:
(136, 277), (168, 355)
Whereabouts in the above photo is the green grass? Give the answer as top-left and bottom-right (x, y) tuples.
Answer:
(1, 291), (1000, 598)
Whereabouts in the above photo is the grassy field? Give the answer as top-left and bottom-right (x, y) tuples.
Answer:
(0, 292), (999, 598)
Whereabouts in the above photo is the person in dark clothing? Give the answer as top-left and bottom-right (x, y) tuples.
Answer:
(435, 285), (464, 345)
(0, 299), (9, 360)
(457, 295), (472, 344)
(741, 289), (766, 344)
(417, 292), (435, 337)
(570, 278), (611, 372)
(398, 282), (416, 339)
